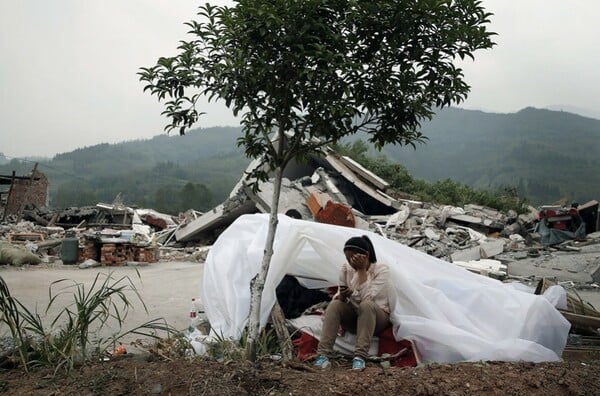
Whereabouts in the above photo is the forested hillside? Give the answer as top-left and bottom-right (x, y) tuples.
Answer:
(0, 127), (249, 213)
(381, 107), (600, 204)
(2, 107), (598, 213)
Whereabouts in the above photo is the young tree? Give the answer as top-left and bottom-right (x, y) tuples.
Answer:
(139, 0), (494, 360)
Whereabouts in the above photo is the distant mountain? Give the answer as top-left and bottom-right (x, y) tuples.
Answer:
(2, 107), (598, 210)
(0, 127), (249, 213)
(545, 104), (600, 121)
(382, 107), (600, 204)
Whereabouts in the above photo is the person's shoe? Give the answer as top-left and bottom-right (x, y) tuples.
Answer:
(352, 356), (366, 370)
(313, 355), (331, 369)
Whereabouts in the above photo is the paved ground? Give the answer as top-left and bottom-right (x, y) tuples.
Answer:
(0, 261), (204, 343)
(503, 244), (600, 284)
(498, 243), (600, 310)
(2, 259), (599, 345)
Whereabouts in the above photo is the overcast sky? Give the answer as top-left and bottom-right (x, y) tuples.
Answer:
(1, 1), (599, 158)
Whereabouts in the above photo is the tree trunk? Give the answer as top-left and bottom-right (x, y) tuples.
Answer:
(245, 161), (284, 361)
(270, 301), (294, 361)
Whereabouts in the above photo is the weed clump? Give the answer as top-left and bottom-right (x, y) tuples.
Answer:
(0, 273), (176, 373)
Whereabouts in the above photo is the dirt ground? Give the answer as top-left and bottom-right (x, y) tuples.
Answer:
(1, 355), (600, 395)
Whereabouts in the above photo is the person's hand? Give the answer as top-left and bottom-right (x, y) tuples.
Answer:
(335, 285), (352, 301)
(348, 252), (369, 272)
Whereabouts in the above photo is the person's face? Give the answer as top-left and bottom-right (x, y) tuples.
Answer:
(344, 249), (369, 271)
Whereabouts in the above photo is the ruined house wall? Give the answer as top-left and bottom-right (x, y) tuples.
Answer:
(4, 170), (49, 216)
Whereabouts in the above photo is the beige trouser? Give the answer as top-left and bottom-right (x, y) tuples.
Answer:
(317, 299), (390, 359)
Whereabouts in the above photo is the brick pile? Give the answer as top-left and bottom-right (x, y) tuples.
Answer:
(78, 240), (99, 261)
(96, 243), (158, 265)
(70, 236), (159, 266)
(101, 243), (135, 266)
(136, 247), (158, 263)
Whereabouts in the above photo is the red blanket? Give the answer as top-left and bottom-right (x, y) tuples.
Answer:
(293, 326), (419, 367)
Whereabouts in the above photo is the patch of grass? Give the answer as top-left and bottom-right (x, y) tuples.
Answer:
(206, 331), (245, 363)
(254, 326), (281, 358)
(0, 272), (178, 373)
(205, 326), (280, 363)
(131, 333), (192, 361)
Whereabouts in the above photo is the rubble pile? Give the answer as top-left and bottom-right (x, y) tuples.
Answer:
(169, 145), (600, 282)
(0, 201), (206, 267)
(369, 203), (529, 256)
(1, 146), (599, 283)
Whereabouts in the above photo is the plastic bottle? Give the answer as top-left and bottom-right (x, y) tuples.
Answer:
(188, 298), (200, 333)
(196, 300), (210, 335)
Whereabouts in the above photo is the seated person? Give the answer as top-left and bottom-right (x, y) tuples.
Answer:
(314, 235), (391, 370)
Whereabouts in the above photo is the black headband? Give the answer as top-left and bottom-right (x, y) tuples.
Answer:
(343, 243), (368, 254)
(344, 235), (377, 263)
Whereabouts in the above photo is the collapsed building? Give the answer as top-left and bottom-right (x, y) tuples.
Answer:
(2, 146), (600, 278)
(173, 144), (600, 356)
(0, 164), (49, 222)
(174, 146), (399, 243)
(170, 144), (600, 280)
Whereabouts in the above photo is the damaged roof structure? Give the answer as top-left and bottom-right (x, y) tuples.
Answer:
(175, 146), (400, 243)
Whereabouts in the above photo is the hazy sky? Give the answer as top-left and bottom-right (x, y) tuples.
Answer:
(1, 1), (599, 158)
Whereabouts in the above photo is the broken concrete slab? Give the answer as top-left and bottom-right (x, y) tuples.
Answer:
(453, 258), (507, 278)
(384, 207), (410, 230)
(175, 194), (257, 242)
(424, 228), (441, 241)
(244, 178), (309, 217)
(450, 214), (483, 224)
(480, 239), (505, 259)
(311, 168), (351, 206)
(339, 155), (390, 192)
(506, 244), (600, 284)
(450, 245), (481, 262)
(322, 153), (398, 212)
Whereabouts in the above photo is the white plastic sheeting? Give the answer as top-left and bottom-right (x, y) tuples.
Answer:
(201, 214), (570, 363)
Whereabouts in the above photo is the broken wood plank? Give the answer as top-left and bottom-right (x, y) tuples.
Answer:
(47, 212), (59, 227)
(559, 310), (600, 329)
